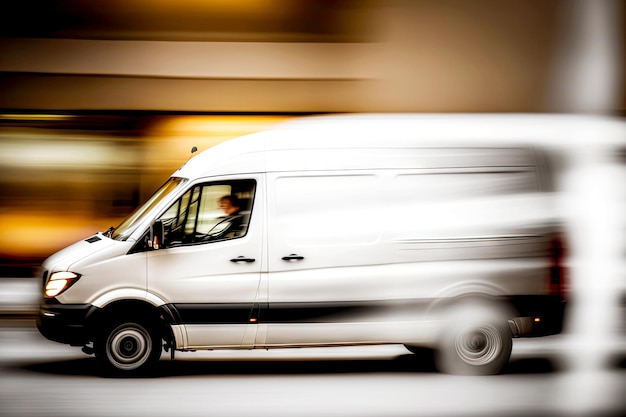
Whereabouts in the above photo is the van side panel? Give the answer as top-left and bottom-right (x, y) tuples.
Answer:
(264, 147), (556, 346)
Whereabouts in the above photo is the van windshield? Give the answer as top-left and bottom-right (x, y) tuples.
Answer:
(110, 177), (187, 241)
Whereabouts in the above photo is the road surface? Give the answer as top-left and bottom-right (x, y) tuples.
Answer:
(0, 321), (624, 417)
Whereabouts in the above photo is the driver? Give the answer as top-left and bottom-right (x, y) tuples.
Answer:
(216, 195), (244, 238)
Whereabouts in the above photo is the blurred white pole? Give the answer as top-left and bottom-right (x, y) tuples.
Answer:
(546, 0), (623, 113)
(548, 2), (625, 414)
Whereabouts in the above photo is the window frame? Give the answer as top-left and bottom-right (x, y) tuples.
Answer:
(157, 178), (257, 248)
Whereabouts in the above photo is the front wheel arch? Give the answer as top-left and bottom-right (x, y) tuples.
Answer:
(89, 301), (168, 375)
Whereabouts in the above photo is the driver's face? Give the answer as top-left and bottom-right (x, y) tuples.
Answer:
(219, 200), (238, 215)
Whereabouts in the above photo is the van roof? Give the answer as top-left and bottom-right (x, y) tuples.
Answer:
(175, 113), (626, 179)
(274, 113), (625, 145)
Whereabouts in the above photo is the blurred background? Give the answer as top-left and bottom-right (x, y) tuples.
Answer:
(0, 0), (624, 276)
(0, 2), (625, 416)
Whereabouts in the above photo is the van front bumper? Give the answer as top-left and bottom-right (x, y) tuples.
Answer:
(36, 301), (98, 346)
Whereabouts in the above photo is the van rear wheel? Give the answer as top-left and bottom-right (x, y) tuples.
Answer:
(435, 304), (512, 375)
(95, 320), (162, 375)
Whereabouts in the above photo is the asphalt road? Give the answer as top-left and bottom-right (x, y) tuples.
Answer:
(0, 321), (624, 417)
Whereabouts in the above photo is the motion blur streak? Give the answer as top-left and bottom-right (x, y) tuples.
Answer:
(0, 115), (289, 267)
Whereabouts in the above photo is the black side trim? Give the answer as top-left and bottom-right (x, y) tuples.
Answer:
(265, 300), (431, 323)
(169, 303), (256, 324)
(164, 297), (566, 333)
(159, 303), (183, 325)
(168, 300), (433, 325)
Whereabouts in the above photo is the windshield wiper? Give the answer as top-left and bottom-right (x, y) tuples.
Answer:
(105, 226), (115, 238)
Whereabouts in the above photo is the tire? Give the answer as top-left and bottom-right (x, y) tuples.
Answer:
(95, 321), (162, 375)
(435, 304), (512, 375)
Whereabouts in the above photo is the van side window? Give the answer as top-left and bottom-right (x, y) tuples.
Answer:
(159, 179), (255, 247)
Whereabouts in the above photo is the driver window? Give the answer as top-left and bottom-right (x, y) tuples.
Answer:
(159, 179), (256, 246)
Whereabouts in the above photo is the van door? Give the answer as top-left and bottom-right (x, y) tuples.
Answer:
(264, 172), (389, 346)
(146, 176), (265, 349)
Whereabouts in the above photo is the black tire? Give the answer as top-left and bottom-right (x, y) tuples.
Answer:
(435, 304), (512, 375)
(95, 320), (162, 375)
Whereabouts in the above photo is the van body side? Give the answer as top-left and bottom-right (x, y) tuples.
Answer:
(35, 114), (586, 376)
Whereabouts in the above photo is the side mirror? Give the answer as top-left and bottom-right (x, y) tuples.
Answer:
(150, 220), (165, 250)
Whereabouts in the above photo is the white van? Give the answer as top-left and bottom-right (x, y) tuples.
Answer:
(37, 114), (568, 375)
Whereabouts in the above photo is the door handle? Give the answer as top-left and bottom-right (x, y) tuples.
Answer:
(281, 254), (304, 261)
(230, 256), (255, 263)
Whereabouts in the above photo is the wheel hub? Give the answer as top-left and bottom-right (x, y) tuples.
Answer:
(106, 324), (152, 370)
(121, 337), (138, 356)
(455, 324), (502, 365)
(467, 333), (487, 351)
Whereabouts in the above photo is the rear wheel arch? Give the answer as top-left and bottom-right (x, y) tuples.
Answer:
(404, 294), (516, 375)
(426, 292), (517, 322)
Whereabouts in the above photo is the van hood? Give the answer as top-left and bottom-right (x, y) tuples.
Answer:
(42, 233), (121, 273)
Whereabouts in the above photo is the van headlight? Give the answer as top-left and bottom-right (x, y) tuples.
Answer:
(45, 272), (81, 298)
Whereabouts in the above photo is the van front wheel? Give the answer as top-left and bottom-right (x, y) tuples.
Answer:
(95, 321), (162, 375)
